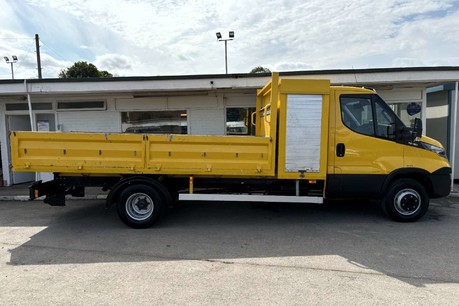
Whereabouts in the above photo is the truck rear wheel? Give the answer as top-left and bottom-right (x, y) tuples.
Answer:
(382, 179), (429, 222)
(117, 184), (164, 228)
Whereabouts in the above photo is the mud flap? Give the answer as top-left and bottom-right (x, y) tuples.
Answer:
(29, 180), (66, 206)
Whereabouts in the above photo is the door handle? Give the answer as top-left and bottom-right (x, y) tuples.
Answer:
(337, 143), (345, 157)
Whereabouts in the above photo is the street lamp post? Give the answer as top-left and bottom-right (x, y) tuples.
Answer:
(216, 31), (234, 74)
(4, 55), (18, 79)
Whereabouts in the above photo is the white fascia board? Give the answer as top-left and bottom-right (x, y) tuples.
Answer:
(0, 76), (270, 96)
(1, 70), (459, 96)
(284, 71), (459, 85)
(0, 82), (28, 94)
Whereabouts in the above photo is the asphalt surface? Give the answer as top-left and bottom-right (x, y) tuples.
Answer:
(0, 194), (458, 305)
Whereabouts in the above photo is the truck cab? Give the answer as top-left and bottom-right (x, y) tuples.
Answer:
(327, 86), (450, 220)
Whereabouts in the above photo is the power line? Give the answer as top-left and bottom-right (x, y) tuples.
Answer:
(11, 42), (35, 75)
(40, 39), (70, 62)
(0, 37), (34, 39)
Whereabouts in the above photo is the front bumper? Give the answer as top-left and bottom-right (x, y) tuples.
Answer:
(430, 167), (451, 198)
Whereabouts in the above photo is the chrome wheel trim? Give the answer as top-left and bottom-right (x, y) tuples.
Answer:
(125, 192), (154, 221)
(393, 188), (421, 216)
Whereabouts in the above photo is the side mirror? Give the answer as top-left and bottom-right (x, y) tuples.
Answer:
(392, 122), (410, 143)
(387, 123), (396, 140)
(412, 118), (422, 141)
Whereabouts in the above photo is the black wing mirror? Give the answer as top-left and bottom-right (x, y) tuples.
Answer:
(412, 118), (422, 141)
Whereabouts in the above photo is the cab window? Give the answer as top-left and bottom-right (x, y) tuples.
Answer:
(374, 96), (397, 138)
(340, 94), (398, 140)
(340, 97), (374, 136)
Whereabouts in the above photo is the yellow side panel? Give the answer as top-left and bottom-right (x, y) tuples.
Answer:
(146, 135), (275, 177)
(279, 79), (330, 95)
(11, 131), (275, 177)
(404, 145), (450, 173)
(333, 127), (404, 174)
(11, 131), (145, 174)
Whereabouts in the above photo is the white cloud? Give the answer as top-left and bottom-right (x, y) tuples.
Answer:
(0, 0), (458, 79)
(95, 53), (134, 75)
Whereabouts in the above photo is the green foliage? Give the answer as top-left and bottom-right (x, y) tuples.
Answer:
(98, 70), (113, 77)
(59, 61), (113, 78)
(249, 66), (271, 74)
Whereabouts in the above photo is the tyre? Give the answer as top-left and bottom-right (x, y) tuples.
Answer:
(117, 184), (165, 228)
(382, 179), (429, 222)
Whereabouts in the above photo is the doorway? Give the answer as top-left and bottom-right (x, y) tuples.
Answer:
(7, 115), (34, 184)
(35, 113), (56, 182)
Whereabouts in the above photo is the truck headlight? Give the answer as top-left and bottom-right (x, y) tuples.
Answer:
(420, 142), (446, 158)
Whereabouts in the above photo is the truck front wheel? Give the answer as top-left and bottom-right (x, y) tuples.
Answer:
(382, 179), (429, 222)
(117, 184), (164, 228)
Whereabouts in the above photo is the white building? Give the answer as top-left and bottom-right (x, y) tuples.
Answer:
(0, 67), (458, 186)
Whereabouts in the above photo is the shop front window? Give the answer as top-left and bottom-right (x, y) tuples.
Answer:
(121, 110), (187, 134)
(226, 107), (255, 136)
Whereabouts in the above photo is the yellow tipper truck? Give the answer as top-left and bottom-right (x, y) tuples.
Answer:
(11, 73), (451, 228)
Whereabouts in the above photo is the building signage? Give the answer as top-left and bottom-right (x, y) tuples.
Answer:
(407, 102), (421, 116)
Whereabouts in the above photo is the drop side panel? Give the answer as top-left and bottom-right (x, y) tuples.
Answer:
(146, 134), (275, 177)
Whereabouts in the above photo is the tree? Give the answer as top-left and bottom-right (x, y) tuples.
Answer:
(59, 61), (113, 78)
(249, 66), (271, 74)
(98, 70), (113, 77)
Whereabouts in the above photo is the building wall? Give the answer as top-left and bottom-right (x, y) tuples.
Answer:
(426, 90), (449, 150)
(58, 111), (121, 132)
(425, 87), (459, 179)
(189, 109), (225, 135)
(451, 89), (459, 179)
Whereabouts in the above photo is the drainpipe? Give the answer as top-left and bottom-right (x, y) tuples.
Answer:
(24, 79), (35, 131)
(24, 79), (38, 182)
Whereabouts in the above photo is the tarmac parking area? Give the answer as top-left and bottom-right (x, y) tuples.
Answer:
(0, 197), (458, 305)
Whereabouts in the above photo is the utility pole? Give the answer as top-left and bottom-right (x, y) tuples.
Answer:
(35, 34), (42, 79)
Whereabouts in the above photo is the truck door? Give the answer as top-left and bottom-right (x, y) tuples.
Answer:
(328, 91), (404, 198)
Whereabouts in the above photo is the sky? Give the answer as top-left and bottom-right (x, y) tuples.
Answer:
(1, 0), (459, 79)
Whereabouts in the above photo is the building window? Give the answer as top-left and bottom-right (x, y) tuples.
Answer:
(226, 107), (255, 135)
(121, 110), (188, 134)
(6, 103), (52, 111)
(57, 101), (105, 110)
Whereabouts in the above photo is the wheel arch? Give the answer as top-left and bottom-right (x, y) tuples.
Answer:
(106, 175), (173, 209)
(382, 168), (433, 197)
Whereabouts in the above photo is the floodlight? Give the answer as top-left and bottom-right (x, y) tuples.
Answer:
(215, 31), (236, 74)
